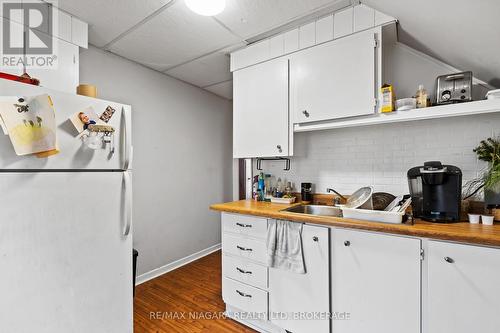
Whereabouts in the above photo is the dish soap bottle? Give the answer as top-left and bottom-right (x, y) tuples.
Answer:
(415, 84), (429, 108)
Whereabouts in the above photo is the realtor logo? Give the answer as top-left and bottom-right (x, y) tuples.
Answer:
(1, 0), (57, 69)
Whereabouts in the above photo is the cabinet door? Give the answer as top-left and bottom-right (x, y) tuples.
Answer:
(233, 57), (289, 158)
(0, 18), (79, 94)
(269, 224), (330, 333)
(332, 229), (421, 333)
(27, 35), (80, 94)
(291, 29), (377, 124)
(427, 241), (500, 333)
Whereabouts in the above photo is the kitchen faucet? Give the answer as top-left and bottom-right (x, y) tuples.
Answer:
(326, 188), (347, 206)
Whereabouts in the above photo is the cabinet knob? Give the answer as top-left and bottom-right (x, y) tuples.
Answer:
(277, 145), (282, 153)
(444, 256), (454, 263)
(302, 110), (310, 118)
(344, 240), (351, 247)
(313, 236), (319, 242)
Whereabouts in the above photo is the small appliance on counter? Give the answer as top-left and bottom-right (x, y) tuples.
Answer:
(407, 161), (462, 222)
(436, 71), (473, 105)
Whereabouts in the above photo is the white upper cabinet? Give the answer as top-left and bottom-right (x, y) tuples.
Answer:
(26, 36), (80, 94)
(299, 21), (316, 49)
(233, 57), (290, 158)
(270, 224), (330, 333)
(290, 29), (378, 124)
(230, 5), (394, 72)
(427, 241), (500, 333)
(333, 7), (353, 39)
(55, 9), (72, 42)
(231, 40), (270, 71)
(354, 4), (375, 32)
(71, 17), (89, 48)
(316, 15), (334, 44)
(332, 229), (421, 333)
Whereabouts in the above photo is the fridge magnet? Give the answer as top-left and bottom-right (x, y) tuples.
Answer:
(69, 107), (100, 134)
(99, 106), (116, 123)
(0, 94), (58, 156)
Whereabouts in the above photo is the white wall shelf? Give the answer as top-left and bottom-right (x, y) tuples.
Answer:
(294, 99), (500, 132)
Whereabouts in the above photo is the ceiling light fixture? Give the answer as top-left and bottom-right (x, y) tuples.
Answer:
(185, 0), (226, 16)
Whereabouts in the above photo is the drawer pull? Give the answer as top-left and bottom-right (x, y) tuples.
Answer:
(444, 256), (454, 263)
(344, 240), (351, 247)
(236, 245), (253, 252)
(236, 222), (252, 228)
(236, 290), (252, 298)
(236, 267), (253, 274)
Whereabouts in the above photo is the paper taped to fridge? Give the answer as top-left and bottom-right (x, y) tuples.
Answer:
(0, 95), (58, 156)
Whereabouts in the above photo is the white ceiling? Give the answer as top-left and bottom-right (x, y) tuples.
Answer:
(56, 0), (173, 48)
(55, 0), (347, 100)
(56, 0), (500, 100)
(214, 0), (335, 38)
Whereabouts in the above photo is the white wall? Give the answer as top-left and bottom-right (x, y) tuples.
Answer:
(258, 113), (497, 197)
(79, 46), (233, 276)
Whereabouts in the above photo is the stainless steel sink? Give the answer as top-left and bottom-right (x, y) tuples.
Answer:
(282, 205), (343, 217)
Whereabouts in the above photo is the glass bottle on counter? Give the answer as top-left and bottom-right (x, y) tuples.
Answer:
(284, 182), (293, 198)
(276, 178), (283, 198)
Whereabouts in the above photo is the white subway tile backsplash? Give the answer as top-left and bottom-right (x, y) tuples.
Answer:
(255, 114), (499, 196)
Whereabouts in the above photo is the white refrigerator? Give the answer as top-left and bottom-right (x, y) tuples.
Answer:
(0, 79), (133, 332)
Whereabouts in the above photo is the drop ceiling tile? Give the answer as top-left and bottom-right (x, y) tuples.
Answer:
(205, 80), (233, 100)
(55, 0), (172, 47)
(215, 0), (337, 39)
(109, 1), (241, 71)
(165, 51), (232, 88)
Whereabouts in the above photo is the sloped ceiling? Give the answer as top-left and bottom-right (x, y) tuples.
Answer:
(363, 0), (500, 88)
(57, 0), (500, 100)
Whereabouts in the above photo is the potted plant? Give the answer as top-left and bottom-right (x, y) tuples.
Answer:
(465, 137), (500, 206)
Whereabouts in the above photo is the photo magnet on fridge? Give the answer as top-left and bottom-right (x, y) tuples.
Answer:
(100, 106), (116, 123)
(69, 107), (102, 134)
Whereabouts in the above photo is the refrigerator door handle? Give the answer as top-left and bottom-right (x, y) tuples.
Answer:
(123, 171), (132, 237)
(122, 106), (132, 170)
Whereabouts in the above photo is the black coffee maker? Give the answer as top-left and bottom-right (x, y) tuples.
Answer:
(407, 161), (462, 222)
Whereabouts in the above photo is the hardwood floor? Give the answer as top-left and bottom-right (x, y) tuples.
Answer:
(134, 250), (257, 333)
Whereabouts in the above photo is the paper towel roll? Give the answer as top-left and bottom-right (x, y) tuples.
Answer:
(77, 84), (97, 98)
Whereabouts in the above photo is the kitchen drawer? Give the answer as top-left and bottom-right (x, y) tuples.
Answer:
(222, 277), (268, 319)
(222, 233), (267, 265)
(222, 213), (268, 239)
(223, 254), (268, 290)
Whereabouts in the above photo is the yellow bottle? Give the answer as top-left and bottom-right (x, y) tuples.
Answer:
(380, 84), (395, 113)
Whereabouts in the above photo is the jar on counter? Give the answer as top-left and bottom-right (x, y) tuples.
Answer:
(301, 182), (312, 204)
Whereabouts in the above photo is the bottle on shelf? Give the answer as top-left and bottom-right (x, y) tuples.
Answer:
(415, 84), (429, 108)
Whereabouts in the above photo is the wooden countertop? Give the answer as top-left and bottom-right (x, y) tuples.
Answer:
(210, 200), (500, 247)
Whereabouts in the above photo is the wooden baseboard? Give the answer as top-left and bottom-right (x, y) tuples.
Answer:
(136, 243), (222, 285)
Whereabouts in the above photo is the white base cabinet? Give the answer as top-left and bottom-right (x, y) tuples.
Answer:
(220, 212), (500, 333)
(331, 229), (421, 333)
(427, 241), (500, 333)
(269, 224), (330, 333)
